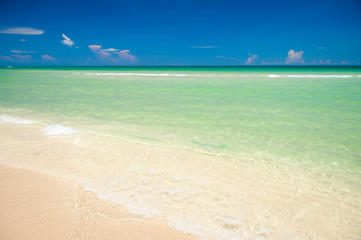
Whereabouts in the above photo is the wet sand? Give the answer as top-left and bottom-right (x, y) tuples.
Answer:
(0, 164), (195, 240)
(0, 120), (361, 239)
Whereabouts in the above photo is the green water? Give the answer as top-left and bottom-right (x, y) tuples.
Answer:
(1, 66), (361, 176)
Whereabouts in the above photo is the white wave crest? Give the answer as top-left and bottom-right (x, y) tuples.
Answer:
(42, 124), (76, 135)
(288, 75), (352, 78)
(0, 115), (38, 124)
(268, 74), (282, 78)
(268, 74), (353, 78)
(75, 72), (187, 77)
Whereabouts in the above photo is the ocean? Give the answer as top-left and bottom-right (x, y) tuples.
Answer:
(1, 66), (361, 239)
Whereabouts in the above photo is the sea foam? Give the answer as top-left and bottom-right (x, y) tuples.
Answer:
(287, 74), (352, 78)
(76, 72), (187, 77)
(42, 124), (76, 135)
(268, 74), (353, 78)
(0, 115), (38, 124)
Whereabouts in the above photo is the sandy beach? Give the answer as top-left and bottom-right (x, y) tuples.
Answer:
(0, 120), (197, 240)
(0, 164), (196, 240)
(0, 119), (361, 239)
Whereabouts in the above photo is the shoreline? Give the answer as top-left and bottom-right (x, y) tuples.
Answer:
(0, 164), (196, 240)
(1, 120), (361, 239)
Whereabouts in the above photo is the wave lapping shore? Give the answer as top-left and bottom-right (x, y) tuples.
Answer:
(0, 118), (360, 240)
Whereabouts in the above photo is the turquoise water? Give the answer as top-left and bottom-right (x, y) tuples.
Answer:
(1, 67), (361, 173)
(1, 66), (361, 239)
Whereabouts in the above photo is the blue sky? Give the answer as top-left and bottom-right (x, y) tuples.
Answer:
(0, 0), (360, 66)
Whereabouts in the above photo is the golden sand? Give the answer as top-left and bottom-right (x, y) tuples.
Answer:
(0, 164), (195, 240)
(0, 121), (360, 239)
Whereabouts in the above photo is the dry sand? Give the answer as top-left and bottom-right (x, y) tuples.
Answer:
(0, 164), (196, 240)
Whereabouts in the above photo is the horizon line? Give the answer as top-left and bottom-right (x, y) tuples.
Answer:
(2, 65), (361, 68)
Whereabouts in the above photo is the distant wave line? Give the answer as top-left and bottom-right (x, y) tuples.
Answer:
(268, 74), (354, 78)
(74, 72), (188, 77)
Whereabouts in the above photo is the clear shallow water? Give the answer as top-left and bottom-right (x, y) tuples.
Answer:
(1, 66), (361, 239)
(1, 67), (361, 172)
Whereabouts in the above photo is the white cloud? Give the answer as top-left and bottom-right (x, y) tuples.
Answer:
(244, 53), (258, 65)
(0, 55), (14, 62)
(115, 50), (138, 62)
(192, 46), (217, 48)
(89, 45), (111, 59)
(215, 56), (238, 60)
(285, 49), (304, 64)
(11, 50), (35, 54)
(41, 54), (56, 62)
(88, 45), (102, 50)
(61, 34), (75, 47)
(0, 52), (35, 63)
(0, 27), (44, 35)
(89, 45), (138, 64)
(105, 48), (119, 52)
